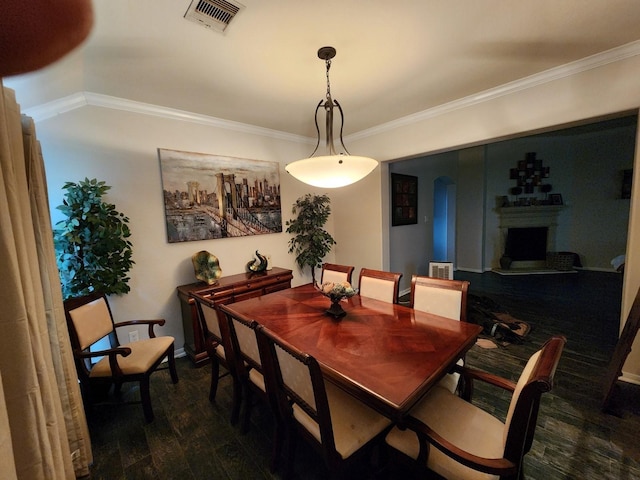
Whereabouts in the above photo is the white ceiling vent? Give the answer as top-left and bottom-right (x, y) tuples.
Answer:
(184, 0), (244, 33)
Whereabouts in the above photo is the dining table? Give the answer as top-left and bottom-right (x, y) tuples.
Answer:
(219, 283), (483, 421)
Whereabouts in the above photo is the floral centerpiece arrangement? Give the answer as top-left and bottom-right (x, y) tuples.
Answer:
(315, 281), (357, 318)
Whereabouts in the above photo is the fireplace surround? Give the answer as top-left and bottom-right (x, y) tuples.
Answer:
(497, 205), (563, 269)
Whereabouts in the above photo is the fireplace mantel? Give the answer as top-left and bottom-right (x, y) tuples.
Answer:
(497, 205), (563, 228)
(496, 205), (564, 268)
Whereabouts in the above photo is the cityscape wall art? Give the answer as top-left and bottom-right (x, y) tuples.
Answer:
(158, 148), (282, 243)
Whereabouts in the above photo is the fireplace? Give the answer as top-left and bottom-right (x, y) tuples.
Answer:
(505, 227), (548, 261)
(497, 206), (563, 269)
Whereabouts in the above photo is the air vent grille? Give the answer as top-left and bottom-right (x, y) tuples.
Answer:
(184, 0), (244, 33)
(429, 262), (453, 280)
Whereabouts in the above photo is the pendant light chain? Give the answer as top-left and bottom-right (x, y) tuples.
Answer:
(326, 58), (333, 103)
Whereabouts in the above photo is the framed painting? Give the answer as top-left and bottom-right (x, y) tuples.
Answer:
(391, 173), (418, 226)
(549, 193), (563, 205)
(158, 148), (282, 243)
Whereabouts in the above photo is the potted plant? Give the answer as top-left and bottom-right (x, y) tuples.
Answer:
(53, 178), (134, 299)
(285, 194), (336, 284)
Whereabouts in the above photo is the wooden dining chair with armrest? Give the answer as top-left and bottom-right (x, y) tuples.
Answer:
(63, 291), (179, 423)
(321, 263), (355, 285)
(410, 275), (470, 393)
(385, 335), (566, 480)
(358, 267), (403, 304)
(191, 291), (242, 424)
(256, 326), (393, 480)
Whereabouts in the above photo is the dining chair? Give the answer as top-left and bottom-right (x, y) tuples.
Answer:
(223, 310), (271, 434)
(63, 291), (178, 423)
(358, 267), (403, 304)
(410, 275), (470, 393)
(256, 326), (393, 480)
(190, 291), (242, 424)
(385, 335), (566, 480)
(410, 275), (469, 322)
(321, 263), (355, 285)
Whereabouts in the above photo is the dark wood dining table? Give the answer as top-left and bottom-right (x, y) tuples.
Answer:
(220, 283), (482, 421)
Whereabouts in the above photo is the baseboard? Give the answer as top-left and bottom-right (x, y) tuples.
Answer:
(493, 268), (578, 276)
(456, 267), (484, 273)
(620, 372), (640, 386)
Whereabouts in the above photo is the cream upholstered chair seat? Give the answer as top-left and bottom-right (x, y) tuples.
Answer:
(90, 336), (175, 377)
(386, 385), (505, 480)
(358, 268), (403, 304)
(291, 380), (392, 460)
(385, 336), (566, 480)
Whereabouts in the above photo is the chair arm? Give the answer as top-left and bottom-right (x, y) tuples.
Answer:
(404, 414), (518, 477)
(454, 364), (516, 401)
(76, 347), (132, 359)
(76, 346), (132, 377)
(115, 319), (166, 338)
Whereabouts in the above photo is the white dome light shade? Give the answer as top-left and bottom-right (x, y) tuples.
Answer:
(288, 46), (378, 188)
(286, 154), (378, 188)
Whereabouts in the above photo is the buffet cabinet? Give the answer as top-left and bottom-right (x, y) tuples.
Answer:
(177, 267), (293, 366)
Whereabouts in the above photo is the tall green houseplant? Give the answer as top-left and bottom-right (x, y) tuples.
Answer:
(286, 194), (336, 284)
(53, 178), (134, 299)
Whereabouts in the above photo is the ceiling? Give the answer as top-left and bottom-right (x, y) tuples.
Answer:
(8, 0), (640, 139)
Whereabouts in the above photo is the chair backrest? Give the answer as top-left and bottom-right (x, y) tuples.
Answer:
(321, 263), (355, 285)
(225, 312), (263, 376)
(63, 292), (119, 378)
(358, 268), (403, 304)
(191, 292), (224, 345)
(502, 335), (566, 462)
(410, 275), (470, 322)
(256, 327), (337, 455)
(64, 292), (116, 350)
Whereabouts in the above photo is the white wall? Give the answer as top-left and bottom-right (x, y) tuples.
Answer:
(457, 146), (485, 272)
(36, 104), (322, 354)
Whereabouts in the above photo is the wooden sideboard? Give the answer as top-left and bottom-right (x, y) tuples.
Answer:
(176, 267), (293, 366)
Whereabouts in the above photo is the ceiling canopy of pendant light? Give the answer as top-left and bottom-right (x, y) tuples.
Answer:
(285, 46), (378, 188)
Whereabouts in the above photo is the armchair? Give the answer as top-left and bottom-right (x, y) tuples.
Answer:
(63, 292), (178, 423)
(385, 336), (566, 479)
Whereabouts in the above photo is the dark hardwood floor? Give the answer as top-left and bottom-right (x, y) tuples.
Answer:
(83, 270), (640, 479)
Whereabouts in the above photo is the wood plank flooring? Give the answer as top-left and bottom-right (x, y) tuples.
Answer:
(82, 270), (640, 479)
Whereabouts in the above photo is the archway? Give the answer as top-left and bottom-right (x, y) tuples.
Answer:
(433, 176), (456, 264)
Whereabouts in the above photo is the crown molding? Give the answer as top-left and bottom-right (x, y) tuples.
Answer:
(347, 40), (640, 142)
(23, 40), (640, 144)
(25, 92), (313, 145)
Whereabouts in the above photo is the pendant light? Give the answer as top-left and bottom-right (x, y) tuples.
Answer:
(285, 46), (378, 188)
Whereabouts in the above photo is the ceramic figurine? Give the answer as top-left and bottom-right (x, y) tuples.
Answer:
(246, 250), (268, 273)
(192, 250), (222, 285)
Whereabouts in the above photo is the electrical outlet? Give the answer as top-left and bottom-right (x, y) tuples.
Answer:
(129, 330), (139, 343)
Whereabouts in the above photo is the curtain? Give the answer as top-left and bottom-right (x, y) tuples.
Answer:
(0, 83), (92, 478)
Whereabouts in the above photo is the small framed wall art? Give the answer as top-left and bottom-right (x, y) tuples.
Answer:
(391, 173), (418, 226)
(549, 193), (564, 205)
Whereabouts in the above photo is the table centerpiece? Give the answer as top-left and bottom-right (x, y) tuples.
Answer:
(315, 281), (357, 318)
